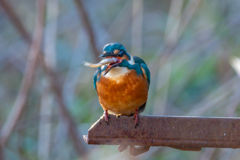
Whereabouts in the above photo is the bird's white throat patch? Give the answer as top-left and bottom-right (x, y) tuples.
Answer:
(104, 67), (130, 80)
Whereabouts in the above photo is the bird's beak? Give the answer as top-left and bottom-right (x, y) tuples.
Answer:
(103, 62), (121, 76)
(99, 51), (117, 58)
(99, 54), (105, 57)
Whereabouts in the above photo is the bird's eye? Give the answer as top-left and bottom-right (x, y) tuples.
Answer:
(114, 49), (119, 54)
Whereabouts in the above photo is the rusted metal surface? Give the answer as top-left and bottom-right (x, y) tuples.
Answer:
(83, 115), (240, 155)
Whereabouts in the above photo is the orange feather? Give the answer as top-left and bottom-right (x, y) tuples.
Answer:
(96, 70), (148, 116)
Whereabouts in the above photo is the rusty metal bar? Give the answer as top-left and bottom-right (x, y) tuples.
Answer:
(83, 115), (240, 155)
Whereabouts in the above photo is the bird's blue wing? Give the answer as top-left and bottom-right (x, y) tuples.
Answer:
(93, 68), (100, 91)
(133, 56), (146, 65)
(93, 65), (107, 92)
(140, 63), (150, 85)
(133, 56), (150, 86)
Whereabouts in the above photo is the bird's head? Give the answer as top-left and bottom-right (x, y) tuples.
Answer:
(84, 42), (131, 75)
(100, 42), (130, 60)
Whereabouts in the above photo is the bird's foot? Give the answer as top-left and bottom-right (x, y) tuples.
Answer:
(129, 145), (150, 156)
(104, 110), (109, 124)
(133, 109), (139, 128)
(118, 144), (128, 152)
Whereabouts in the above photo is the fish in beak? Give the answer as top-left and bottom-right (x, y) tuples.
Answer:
(84, 57), (122, 75)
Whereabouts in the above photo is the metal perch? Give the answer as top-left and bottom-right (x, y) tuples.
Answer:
(84, 115), (240, 156)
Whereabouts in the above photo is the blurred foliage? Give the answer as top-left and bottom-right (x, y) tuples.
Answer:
(1, 0), (240, 160)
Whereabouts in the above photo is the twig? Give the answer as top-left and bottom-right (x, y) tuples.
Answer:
(186, 77), (239, 116)
(38, 83), (53, 160)
(42, 67), (87, 155)
(226, 56), (240, 116)
(0, 0), (45, 146)
(0, 146), (3, 160)
(198, 148), (215, 160)
(164, 0), (183, 46)
(131, 0), (143, 56)
(178, 0), (203, 38)
(104, 1), (132, 42)
(74, 0), (100, 62)
(62, 32), (89, 106)
(225, 86), (240, 116)
(151, 0), (183, 115)
(38, 0), (58, 159)
(152, 58), (173, 115)
(0, 0), (31, 43)
(218, 148), (233, 160)
(0, 0), (88, 156)
(150, 0), (203, 76)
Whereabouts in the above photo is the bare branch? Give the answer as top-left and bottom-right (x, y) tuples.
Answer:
(150, 0), (203, 76)
(41, 58), (88, 155)
(198, 148), (215, 160)
(164, 0), (183, 46)
(0, 146), (3, 160)
(0, 0), (88, 156)
(74, 0), (100, 62)
(0, 0), (45, 146)
(178, 0), (203, 38)
(38, 1), (58, 159)
(131, 0), (143, 56)
(0, 0), (31, 43)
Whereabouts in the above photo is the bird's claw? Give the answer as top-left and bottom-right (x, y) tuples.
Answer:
(104, 110), (109, 124)
(118, 144), (128, 152)
(133, 109), (139, 127)
(118, 145), (150, 156)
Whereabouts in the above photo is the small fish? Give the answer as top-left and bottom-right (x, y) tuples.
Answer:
(84, 57), (118, 68)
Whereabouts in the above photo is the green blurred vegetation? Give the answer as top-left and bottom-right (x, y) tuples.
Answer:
(1, 0), (240, 159)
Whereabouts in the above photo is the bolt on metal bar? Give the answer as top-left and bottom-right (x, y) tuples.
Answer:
(83, 115), (240, 156)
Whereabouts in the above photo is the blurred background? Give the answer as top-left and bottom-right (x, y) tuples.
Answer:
(1, 0), (240, 159)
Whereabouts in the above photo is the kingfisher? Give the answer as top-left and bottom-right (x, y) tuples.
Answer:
(84, 42), (150, 127)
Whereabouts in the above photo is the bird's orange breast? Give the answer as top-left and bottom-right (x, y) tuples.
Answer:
(96, 69), (148, 116)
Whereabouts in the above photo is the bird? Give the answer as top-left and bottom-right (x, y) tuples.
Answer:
(84, 42), (150, 127)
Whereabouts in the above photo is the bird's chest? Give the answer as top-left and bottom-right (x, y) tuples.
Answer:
(102, 67), (130, 83)
(96, 67), (148, 114)
(97, 67), (137, 91)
